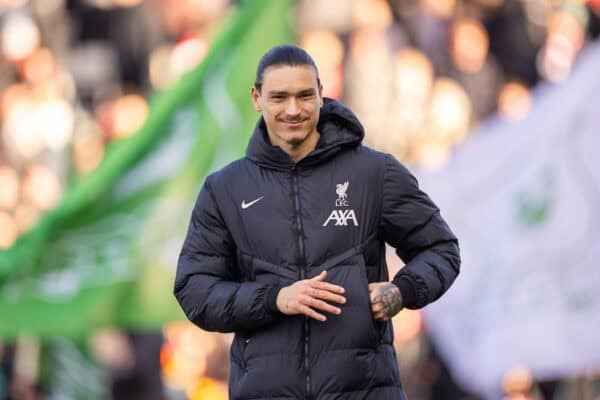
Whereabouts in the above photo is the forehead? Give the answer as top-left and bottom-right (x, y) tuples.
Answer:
(261, 65), (318, 92)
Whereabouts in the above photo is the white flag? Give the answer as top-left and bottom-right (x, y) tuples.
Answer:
(417, 41), (600, 398)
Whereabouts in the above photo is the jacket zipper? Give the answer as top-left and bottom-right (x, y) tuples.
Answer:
(291, 165), (311, 400)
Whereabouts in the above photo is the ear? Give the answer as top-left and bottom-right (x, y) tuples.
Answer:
(251, 86), (262, 112)
(318, 81), (324, 107)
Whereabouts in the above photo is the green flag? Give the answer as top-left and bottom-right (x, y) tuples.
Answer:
(0, 0), (294, 338)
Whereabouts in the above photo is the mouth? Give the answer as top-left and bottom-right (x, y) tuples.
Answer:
(281, 119), (305, 128)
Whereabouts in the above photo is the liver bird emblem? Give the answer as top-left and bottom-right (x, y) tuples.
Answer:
(336, 181), (349, 201)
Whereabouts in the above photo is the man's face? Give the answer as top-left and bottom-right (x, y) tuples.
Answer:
(251, 65), (323, 149)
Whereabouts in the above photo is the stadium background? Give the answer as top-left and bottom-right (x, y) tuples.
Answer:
(0, 0), (599, 399)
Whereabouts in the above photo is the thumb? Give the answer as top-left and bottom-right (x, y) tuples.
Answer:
(368, 283), (379, 301)
(311, 270), (327, 281)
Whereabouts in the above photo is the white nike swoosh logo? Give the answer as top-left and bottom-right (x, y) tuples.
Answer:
(241, 196), (264, 209)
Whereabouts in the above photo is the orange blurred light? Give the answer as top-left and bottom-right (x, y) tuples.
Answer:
(0, 0), (29, 9)
(73, 132), (105, 174)
(1, 13), (40, 61)
(14, 203), (40, 234)
(420, 0), (456, 19)
(3, 95), (45, 160)
(352, 0), (393, 30)
(89, 329), (135, 368)
(301, 30), (345, 99)
(22, 47), (56, 83)
(392, 309), (423, 345)
(450, 18), (489, 73)
(1, 83), (29, 114)
(547, 11), (584, 48)
(429, 77), (471, 143)
(2, 84), (74, 157)
(301, 30), (345, 67)
(349, 28), (389, 63)
(57, 69), (77, 102)
(162, 322), (212, 391)
(95, 100), (115, 139)
(393, 48), (434, 105)
(112, 0), (142, 7)
(296, 0), (353, 35)
(112, 94), (148, 139)
(412, 137), (451, 171)
(539, 34), (576, 82)
(539, 11), (584, 82)
(188, 376), (228, 400)
(0, 166), (19, 210)
(32, 0), (63, 17)
(502, 366), (534, 395)
(523, 0), (551, 27)
(21, 165), (62, 211)
(497, 82), (532, 121)
(40, 99), (75, 150)
(0, 211), (18, 249)
(183, 0), (230, 22)
(170, 37), (209, 80)
(149, 44), (174, 90)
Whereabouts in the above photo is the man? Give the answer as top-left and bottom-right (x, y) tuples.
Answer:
(174, 45), (460, 399)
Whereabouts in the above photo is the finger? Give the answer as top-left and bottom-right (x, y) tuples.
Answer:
(311, 270), (327, 281)
(313, 289), (346, 305)
(375, 311), (392, 321)
(299, 304), (326, 322)
(370, 289), (380, 303)
(299, 295), (341, 315)
(371, 302), (383, 313)
(312, 280), (345, 294)
(312, 298), (342, 315)
(373, 311), (387, 321)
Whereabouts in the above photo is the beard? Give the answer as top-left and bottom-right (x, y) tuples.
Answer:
(283, 121), (317, 148)
(286, 136), (307, 147)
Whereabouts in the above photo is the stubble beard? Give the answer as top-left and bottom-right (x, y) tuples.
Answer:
(286, 136), (307, 147)
(285, 121), (317, 149)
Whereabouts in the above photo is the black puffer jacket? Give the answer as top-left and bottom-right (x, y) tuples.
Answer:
(174, 98), (460, 400)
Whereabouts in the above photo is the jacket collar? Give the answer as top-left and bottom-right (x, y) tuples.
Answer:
(246, 98), (364, 171)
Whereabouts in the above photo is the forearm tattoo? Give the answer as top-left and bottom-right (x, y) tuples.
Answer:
(373, 283), (403, 318)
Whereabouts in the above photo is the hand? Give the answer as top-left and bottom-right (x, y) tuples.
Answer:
(369, 282), (403, 320)
(276, 270), (346, 322)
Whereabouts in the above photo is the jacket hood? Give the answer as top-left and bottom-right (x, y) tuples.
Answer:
(246, 98), (364, 170)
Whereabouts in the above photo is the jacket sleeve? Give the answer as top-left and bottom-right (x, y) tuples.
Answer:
(379, 154), (460, 309)
(173, 176), (282, 333)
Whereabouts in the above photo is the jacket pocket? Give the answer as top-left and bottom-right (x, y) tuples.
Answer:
(355, 254), (383, 344)
(310, 253), (380, 350)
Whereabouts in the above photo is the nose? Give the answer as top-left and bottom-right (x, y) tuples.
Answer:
(285, 98), (300, 117)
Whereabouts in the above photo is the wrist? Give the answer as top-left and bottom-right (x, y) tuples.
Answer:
(391, 276), (415, 309)
(265, 284), (284, 315)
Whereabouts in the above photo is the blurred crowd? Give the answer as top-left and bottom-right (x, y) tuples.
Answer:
(1, 0), (600, 399)
(0, 0), (233, 251)
(297, 0), (599, 169)
(1, 0), (599, 252)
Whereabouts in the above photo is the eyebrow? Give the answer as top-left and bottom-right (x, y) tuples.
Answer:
(267, 88), (316, 97)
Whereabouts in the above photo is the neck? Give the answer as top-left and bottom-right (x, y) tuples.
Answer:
(273, 130), (320, 164)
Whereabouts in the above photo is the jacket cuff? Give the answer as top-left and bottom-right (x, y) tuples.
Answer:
(264, 284), (284, 316)
(391, 275), (417, 309)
